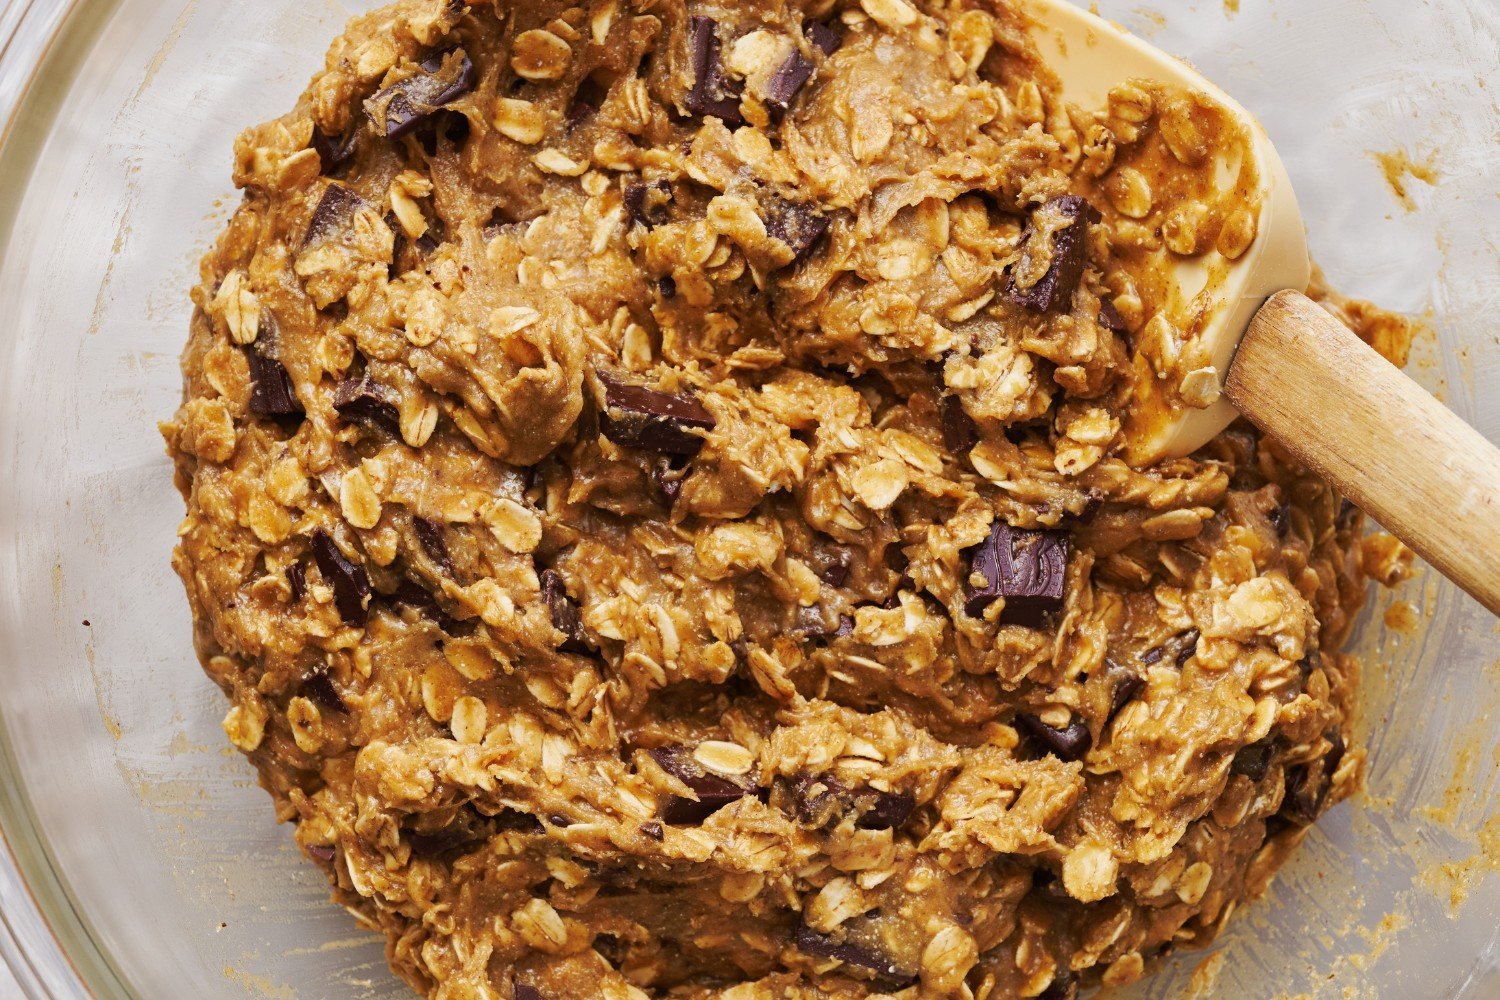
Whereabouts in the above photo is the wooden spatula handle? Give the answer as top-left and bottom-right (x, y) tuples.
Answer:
(1225, 290), (1500, 616)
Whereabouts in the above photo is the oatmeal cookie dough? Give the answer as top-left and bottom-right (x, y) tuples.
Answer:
(163, 0), (1409, 997)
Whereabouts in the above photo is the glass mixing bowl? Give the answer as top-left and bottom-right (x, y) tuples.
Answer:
(0, 0), (1495, 996)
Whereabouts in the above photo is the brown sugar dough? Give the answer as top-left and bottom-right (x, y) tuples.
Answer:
(163, 0), (1407, 997)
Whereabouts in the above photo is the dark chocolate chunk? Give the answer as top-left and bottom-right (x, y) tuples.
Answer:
(513, 985), (545, 1000)
(1004, 195), (1101, 313)
(1174, 628), (1201, 668)
(790, 773), (912, 830)
(332, 377), (400, 434)
(304, 183), (367, 247)
(648, 745), (753, 823)
(1016, 713), (1092, 762)
(568, 75), (609, 126)
(831, 614), (855, 640)
(1268, 501), (1291, 538)
(1097, 297), (1129, 333)
(806, 20), (844, 56)
(286, 562), (307, 603)
(941, 394), (978, 453)
(412, 517), (454, 575)
(312, 126), (358, 175)
(1280, 731), (1345, 826)
(858, 789), (915, 830)
(765, 197), (830, 265)
(819, 554), (851, 588)
(1231, 738), (1274, 783)
(245, 348), (303, 419)
(649, 460), (687, 509)
(794, 925), (916, 988)
(597, 371), (716, 456)
(390, 578), (442, 619)
(493, 808), (545, 834)
(767, 50), (815, 109)
(639, 820), (664, 841)
(1140, 645), (1165, 666)
(624, 179), (673, 229)
(306, 843), (336, 862)
(365, 49), (475, 139)
(795, 605), (835, 639)
(1102, 660), (1145, 722)
(1039, 970), (1079, 1000)
(546, 814), (572, 828)
(300, 671), (346, 714)
(684, 17), (744, 125)
(658, 275), (677, 299)
(311, 530), (371, 628)
(963, 522), (1069, 627)
(407, 827), (483, 857)
(541, 569), (590, 654)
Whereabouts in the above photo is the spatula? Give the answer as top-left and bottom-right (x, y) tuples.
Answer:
(1020, 0), (1500, 616)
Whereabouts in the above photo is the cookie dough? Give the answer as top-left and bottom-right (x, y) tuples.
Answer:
(163, 1), (1409, 997)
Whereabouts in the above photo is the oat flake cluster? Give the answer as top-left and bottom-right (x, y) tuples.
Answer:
(163, 0), (1412, 996)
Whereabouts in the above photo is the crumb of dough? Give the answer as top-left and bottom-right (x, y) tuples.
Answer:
(163, 1), (1403, 997)
(1371, 148), (1439, 213)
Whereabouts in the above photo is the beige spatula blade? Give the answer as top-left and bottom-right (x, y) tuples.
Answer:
(1020, 0), (1311, 462)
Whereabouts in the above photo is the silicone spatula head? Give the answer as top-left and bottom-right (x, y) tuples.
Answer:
(1019, 0), (1311, 463)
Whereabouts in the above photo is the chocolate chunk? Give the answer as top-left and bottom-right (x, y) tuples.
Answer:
(794, 925), (916, 988)
(1097, 297), (1129, 333)
(658, 275), (677, 299)
(304, 183), (367, 247)
(412, 517), (453, 575)
(494, 809), (545, 834)
(1140, 645), (1165, 666)
(245, 348), (303, 419)
(806, 20), (844, 56)
(767, 50), (815, 109)
(684, 17), (744, 124)
(639, 820), (664, 841)
(831, 614), (855, 640)
(790, 774), (912, 830)
(1174, 628), (1201, 668)
(407, 827), (484, 857)
(1103, 660), (1145, 721)
(624, 179), (673, 229)
(1268, 501), (1291, 538)
(648, 745), (752, 823)
(859, 789), (915, 830)
(300, 671), (346, 714)
(963, 522), (1069, 626)
(1017, 713), (1092, 762)
(311, 530), (371, 628)
(649, 459), (687, 509)
(390, 578), (442, 619)
(1280, 732), (1345, 826)
(546, 814), (572, 828)
(513, 986), (545, 1000)
(312, 126), (357, 175)
(1231, 738), (1274, 783)
(765, 197), (830, 265)
(365, 49), (475, 139)
(568, 75), (609, 126)
(597, 371), (716, 456)
(1039, 970), (1079, 1000)
(333, 377), (400, 434)
(819, 554), (850, 588)
(286, 562), (307, 602)
(541, 569), (590, 653)
(306, 843), (335, 862)
(941, 394), (978, 452)
(1004, 195), (1101, 313)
